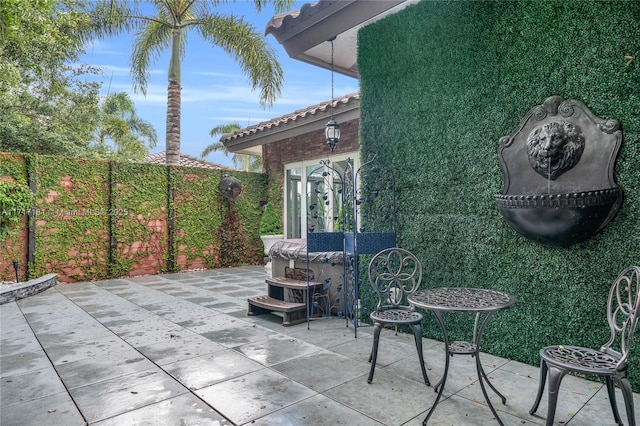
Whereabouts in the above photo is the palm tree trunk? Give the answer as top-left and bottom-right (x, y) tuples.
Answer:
(165, 79), (181, 165)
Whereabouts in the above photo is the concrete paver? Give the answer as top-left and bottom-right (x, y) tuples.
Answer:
(1, 266), (638, 425)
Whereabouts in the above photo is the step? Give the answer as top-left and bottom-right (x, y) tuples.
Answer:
(248, 295), (306, 312)
(247, 295), (307, 326)
(266, 276), (323, 290)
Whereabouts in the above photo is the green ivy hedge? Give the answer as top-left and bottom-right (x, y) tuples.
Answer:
(32, 155), (111, 281)
(172, 167), (265, 269)
(0, 153), (32, 279)
(0, 153), (268, 282)
(111, 161), (169, 276)
(358, 0), (640, 389)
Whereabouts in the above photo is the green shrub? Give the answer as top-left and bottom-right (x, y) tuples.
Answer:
(260, 202), (282, 235)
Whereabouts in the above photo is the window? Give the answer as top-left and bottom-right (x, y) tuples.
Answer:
(284, 153), (358, 239)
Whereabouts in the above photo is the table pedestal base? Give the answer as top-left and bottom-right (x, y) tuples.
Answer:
(423, 311), (507, 426)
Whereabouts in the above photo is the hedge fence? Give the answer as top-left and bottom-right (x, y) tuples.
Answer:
(0, 152), (267, 282)
(358, 0), (640, 389)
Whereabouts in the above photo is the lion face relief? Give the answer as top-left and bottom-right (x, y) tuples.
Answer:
(526, 121), (585, 180)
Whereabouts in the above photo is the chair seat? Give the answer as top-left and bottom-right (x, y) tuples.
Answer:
(371, 308), (423, 324)
(541, 345), (622, 376)
(530, 266), (639, 426)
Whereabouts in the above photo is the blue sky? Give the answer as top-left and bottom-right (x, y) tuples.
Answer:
(80, 1), (358, 168)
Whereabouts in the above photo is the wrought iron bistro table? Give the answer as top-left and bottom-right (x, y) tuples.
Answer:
(408, 287), (517, 425)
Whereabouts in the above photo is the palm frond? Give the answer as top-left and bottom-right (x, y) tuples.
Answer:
(86, 0), (292, 163)
(96, 91), (157, 156)
(201, 143), (228, 158)
(88, 1), (145, 37)
(247, 154), (263, 172)
(131, 18), (172, 94)
(201, 122), (241, 158)
(251, 0), (296, 13)
(196, 15), (283, 107)
(208, 123), (241, 138)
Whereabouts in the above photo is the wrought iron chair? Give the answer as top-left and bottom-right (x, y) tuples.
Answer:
(366, 248), (430, 385)
(530, 265), (640, 426)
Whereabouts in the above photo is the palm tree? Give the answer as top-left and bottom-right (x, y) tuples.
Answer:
(89, 0), (293, 165)
(96, 91), (157, 159)
(202, 123), (262, 172)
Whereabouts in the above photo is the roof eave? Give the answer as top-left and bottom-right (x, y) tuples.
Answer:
(222, 95), (360, 154)
(265, 0), (411, 77)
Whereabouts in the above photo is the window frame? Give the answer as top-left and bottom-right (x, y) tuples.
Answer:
(283, 152), (358, 239)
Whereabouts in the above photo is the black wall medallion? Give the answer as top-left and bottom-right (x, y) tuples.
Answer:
(495, 96), (623, 247)
(219, 176), (242, 199)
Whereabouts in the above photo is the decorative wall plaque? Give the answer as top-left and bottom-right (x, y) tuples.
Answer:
(495, 96), (623, 246)
(219, 176), (242, 199)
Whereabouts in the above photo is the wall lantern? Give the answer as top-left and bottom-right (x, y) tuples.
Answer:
(325, 36), (340, 152)
(325, 118), (340, 152)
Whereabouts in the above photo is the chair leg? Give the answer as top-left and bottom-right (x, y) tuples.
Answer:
(543, 365), (567, 426)
(615, 377), (636, 426)
(606, 377), (623, 426)
(367, 322), (383, 383)
(410, 323), (430, 386)
(529, 359), (548, 415)
(367, 323), (377, 363)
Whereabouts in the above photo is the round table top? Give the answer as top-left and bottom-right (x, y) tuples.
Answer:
(408, 287), (516, 313)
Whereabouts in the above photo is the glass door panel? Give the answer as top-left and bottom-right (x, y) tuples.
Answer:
(286, 168), (301, 238)
(284, 153), (358, 239)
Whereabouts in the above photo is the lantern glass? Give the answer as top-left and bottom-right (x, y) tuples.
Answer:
(325, 119), (340, 151)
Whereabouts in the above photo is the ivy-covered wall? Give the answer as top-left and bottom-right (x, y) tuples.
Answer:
(0, 154), (31, 280)
(358, 1), (640, 388)
(33, 156), (111, 280)
(0, 152), (267, 282)
(111, 162), (169, 277)
(172, 167), (265, 269)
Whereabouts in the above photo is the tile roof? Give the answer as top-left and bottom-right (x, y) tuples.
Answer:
(139, 152), (231, 170)
(220, 92), (360, 143)
(264, 1), (411, 78)
(265, 2), (314, 35)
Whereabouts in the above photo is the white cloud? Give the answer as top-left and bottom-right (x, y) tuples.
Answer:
(211, 115), (276, 124)
(90, 65), (165, 83)
(83, 39), (125, 56)
(182, 84), (261, 104)
(128, 87), (168, 105)
(92, 65), (137, 77)
(271, 82), (359, 106)
(192, 70), (245, 79)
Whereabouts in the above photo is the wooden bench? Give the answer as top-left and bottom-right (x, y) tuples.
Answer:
(248, 267), (323, 326)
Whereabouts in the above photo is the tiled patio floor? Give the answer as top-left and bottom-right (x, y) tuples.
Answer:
(1, 266), (637, 425)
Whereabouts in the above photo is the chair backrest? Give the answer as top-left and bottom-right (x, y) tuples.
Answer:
(604, 265), (640, 370)
(368, 248), (422, 311)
